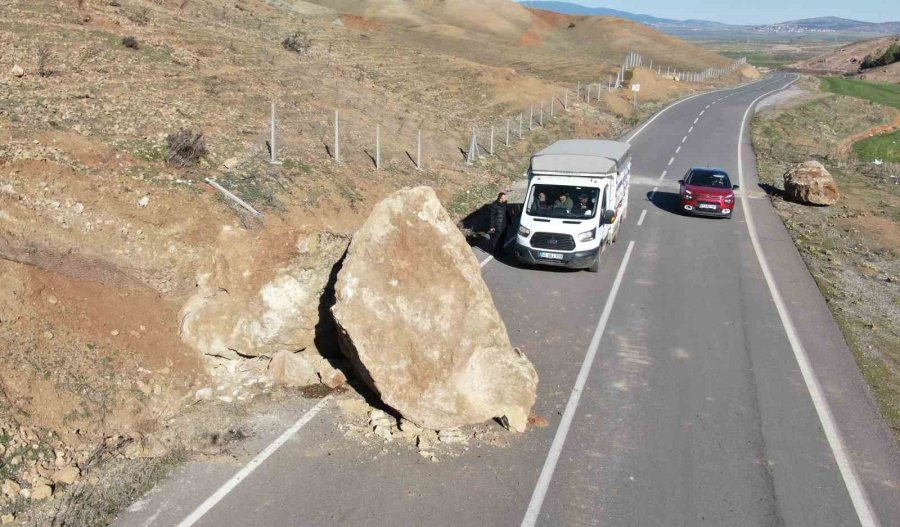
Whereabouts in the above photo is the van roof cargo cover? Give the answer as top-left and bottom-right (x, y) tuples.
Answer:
(530, 139), (631, 175)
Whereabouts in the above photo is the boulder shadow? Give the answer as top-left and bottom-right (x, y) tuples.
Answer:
(758, 182), (783, 198)
(314, 251), (393, 413)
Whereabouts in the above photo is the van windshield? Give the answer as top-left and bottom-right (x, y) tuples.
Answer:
(526, 184), (601, 219)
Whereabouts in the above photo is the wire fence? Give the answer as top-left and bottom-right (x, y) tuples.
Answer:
(259, 52), (748, 173)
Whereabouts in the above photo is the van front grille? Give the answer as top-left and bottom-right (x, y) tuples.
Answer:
(530, 232), (576, 251)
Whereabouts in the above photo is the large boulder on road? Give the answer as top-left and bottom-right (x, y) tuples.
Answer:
(332, 186), (538, 432)
(783, 161), (840, 206)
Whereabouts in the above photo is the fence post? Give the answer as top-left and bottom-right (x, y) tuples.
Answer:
(529, 107), (533, 130)
(550, 97), (554, 117)
(467, 126), (478, 165)
(564, 89), (568, 110)
(269, 102), (278, 165)
(334, 109), (340, 163)
(490, 125), (494, 156)
(577, 81), (581, 102)
(376, 123), (381, 170)
(649, 58), (653, 70)
(540, 103), (544, 126)
(416, 128), (422, 170)
(506, 118), (510, 146)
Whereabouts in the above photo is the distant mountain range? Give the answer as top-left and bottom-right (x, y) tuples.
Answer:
(519, 2), (900, 36)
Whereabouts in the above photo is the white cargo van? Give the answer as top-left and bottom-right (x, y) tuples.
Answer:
(514, 139), (631, 272)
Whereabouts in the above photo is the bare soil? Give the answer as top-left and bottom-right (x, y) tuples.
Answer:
(0, 0), (747, 521)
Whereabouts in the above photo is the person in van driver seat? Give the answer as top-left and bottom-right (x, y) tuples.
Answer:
(572, 193), (592, 215)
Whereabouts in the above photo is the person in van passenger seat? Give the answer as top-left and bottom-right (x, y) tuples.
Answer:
(532, 192), (551, 214)
(553, 193), (571, 210)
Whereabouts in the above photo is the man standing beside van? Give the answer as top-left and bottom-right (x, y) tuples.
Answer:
(488, 192), (508, 255)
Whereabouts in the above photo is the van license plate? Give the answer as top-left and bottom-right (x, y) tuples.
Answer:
(698, 203), (717, 210)
(538, 251), (564, 260)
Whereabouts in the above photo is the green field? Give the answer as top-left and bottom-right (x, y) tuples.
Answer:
(819, 77), (900, 108)
(853, 129), (900, 163)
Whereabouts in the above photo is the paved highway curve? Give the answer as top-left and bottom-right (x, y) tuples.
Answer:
(116, 74), (900, 527)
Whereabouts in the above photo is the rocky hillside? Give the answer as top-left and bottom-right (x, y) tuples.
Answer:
(0, 0), (745, 522)
(790, 35), (900, 82)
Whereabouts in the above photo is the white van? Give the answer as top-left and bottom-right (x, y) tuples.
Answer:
(514, 139), (631, 272)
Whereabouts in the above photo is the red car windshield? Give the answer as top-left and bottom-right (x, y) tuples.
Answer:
(686, 170), (731, 188)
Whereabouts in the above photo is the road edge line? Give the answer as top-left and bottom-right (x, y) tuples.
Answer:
(175, 395), (334, 527)
(520, 240), (636, 527)
(737, 74), (881, 527)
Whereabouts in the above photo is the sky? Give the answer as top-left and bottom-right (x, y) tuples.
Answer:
(567, 0), (897, 24)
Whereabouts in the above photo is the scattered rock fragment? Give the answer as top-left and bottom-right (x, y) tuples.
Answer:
(332, 186), (538, 432)
(51, 466), (80, 485)
(268, 351), (318, 387)
(10, 64), (24, 77)
(1, 513), (14, 525)
(222, 157), (240, 170)
(783, 161), (840, 206)
(30, 482), (52, 500)
(438, 428), (467, 445)
(1, 480), (20, 498)
(138, 195), (150, 208)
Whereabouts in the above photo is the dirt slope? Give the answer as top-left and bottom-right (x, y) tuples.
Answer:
(790, 35), (900, 82)
(0, 0), (742, 521)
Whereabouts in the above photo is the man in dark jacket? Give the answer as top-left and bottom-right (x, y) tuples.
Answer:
(487, 192), (508, 255)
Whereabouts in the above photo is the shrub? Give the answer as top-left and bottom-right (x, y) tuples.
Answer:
(121, 36), (139, 50)
(860, 41), (900, 70)
(281, 32), (311, 54)
(36, 43), (55, 77)
(166, 129), (208, 167)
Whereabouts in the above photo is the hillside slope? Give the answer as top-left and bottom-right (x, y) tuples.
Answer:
(790, 35), (900, 82)
(0, 0), (743, 522)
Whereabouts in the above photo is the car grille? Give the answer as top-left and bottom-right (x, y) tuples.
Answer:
(531, 232), (576, 251)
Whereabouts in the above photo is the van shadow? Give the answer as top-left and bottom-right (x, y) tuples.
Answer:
(646, 190), (682, 214)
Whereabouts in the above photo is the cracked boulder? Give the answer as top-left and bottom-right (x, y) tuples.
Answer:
(332, 186), (538, 431)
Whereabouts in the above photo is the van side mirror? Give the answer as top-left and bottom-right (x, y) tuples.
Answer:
(602, 209), (616, 223)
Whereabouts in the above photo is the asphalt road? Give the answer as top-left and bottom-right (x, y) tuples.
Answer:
(115, 74), (900, 527)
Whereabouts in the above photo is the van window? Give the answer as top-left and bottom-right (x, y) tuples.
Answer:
(527, 184), (600, 219)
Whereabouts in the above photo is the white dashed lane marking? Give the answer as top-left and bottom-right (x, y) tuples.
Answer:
(668, 157), (675, 166)
(693, 117), (699, 124)
(682, 136), (687, 143)
(637, 209), (647, 226)
(675, 146), (681, 154)
(659, 170), (667, 181)
(688, 126), (694, 133)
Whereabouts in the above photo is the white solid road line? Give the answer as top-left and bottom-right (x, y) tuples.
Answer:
(520, 241), (636, 527)
(738, 75), (881, 527)
(636, 209), (647, 226)
(176, 395), (334, 527)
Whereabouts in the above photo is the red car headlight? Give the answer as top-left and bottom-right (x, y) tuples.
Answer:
(724, 194), (734, 204)
(683, 190), (693, 200)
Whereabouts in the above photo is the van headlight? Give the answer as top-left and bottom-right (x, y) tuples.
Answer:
(518, 225), (531, 237)
(578, 228), (596, 242)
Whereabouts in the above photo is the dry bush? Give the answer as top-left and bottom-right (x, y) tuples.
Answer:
(121, 36), (139, 50)
(36, 44), (55, 77)
(166, 129), (208, 167)
(282, 32), (311, 54)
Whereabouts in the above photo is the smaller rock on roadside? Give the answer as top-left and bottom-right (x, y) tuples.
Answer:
(10, 65), (24, 77)
(138, 195), (150, 208)
(30, 483), (52, 500)
(784, 161), (839, 206)
(2, 513), (15, 525)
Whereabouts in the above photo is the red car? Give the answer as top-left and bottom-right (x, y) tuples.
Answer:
(678, 168), (738, 218)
